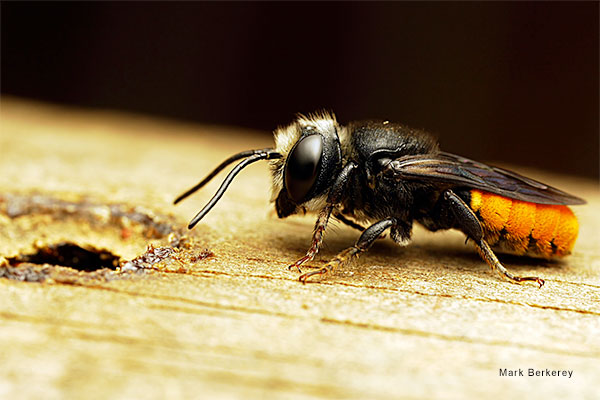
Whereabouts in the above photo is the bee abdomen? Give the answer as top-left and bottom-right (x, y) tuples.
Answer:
(469, 190), (578, 258)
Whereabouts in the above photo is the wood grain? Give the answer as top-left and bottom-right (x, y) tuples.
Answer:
(1, 98), (599, 399)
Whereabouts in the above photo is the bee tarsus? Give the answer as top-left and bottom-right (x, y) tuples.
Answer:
(478, 241), (545, 288)
(288, 205), (333, 272)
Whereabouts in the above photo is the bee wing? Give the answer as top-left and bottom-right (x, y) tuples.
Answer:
(389, 152), (586, 205)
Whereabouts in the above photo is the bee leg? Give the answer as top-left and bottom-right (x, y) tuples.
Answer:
(288, 162), (358, 272)
(443, 190), (545, 288)
(299, 218), (396, 283)
(288, 205), (333, 272)
(476, 240), (544, 288)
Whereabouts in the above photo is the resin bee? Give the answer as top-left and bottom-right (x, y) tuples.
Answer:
(175, 112), (585, 287)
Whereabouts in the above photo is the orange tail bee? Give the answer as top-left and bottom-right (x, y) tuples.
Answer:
(176, 114), (586, 288)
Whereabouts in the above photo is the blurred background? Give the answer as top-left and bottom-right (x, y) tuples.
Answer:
(2, 2), (598, 179)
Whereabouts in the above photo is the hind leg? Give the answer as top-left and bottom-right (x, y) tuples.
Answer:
(443, 190), (544, 288)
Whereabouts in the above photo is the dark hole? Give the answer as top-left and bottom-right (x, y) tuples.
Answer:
(8, 243), (121, 272)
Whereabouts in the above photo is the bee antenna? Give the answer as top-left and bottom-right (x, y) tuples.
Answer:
(174, 148), (275, 205)
(186, 149), (282, 229)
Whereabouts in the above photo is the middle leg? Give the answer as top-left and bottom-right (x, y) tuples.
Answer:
(299, 217), (397, 283)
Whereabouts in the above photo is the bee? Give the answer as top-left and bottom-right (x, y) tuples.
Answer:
(175, 112), (585, 287)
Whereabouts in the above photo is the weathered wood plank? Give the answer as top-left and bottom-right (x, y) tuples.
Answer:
(1, 98), (598, 399)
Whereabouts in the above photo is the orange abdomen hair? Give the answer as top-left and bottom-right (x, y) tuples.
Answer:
(469, 190), (579, 258)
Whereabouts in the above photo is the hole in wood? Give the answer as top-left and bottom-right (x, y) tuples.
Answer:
(7, 242), (121, 272)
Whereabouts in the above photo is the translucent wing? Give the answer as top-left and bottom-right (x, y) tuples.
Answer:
(389, 152), (586, 205)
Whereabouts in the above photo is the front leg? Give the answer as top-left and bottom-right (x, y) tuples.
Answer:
(288, 162), (357, 272)
(288, 205), (332, 272)
(299, 218), (397, 283)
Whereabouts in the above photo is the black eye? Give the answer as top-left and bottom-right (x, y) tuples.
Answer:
(285, 135), (323, 202)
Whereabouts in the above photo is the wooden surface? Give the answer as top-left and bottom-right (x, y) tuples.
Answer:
(1, 98), (599, 400)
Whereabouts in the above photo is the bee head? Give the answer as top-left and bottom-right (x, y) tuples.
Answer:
(174, 111), (342, 229)
(270, 112), (342, 217)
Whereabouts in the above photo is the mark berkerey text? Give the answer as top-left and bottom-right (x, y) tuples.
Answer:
(499, 368), (573, 378)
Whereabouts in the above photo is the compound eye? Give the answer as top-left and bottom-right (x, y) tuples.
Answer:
(285, 135), (323, 203)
